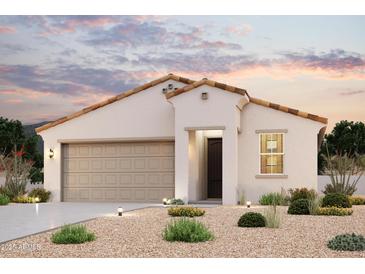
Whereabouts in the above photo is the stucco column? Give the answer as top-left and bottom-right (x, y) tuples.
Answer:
(222, 127), (238, 205)
(43, 141), (62, 202)
(174, 129), (190, 203)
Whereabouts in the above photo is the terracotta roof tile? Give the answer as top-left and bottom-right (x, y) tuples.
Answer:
(249, 97), (328, 124)
(36, 74), (195, 133)
(36, 74), (328, 133)
(165, 78), (248, 99)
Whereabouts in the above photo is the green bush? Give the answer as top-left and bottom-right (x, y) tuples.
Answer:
(13, 195), (37, 203)
(259, 192), (289, 206)
(51, 224), (96, 244)
(168, 207), (205, 217)
(316, 207), (353, 216)
(349, 196), (365, 205)
(28, 188), (51, 202)
(238, 212), (266, 227)
(287, 199), (310, 215)
(0, 194), (10, 205)
(166, 198), (184, 205)
(328, 233), (365, 251)
(322, 193), (351, 208)
(163, 218), (214, 242)
(288, 188), (316, 202)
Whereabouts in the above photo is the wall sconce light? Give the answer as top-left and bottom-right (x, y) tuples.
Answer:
(49, 149), (54, 159)
(201, 92), (208, 100)
(117, 207), (123, 216)
(246, 201), (251, 208)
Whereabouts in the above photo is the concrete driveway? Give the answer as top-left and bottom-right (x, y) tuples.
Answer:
(0, 202), (158, 243)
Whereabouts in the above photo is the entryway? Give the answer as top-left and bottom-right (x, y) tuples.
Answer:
(187, 129), (223, 203)
(207, 138), (222, 199)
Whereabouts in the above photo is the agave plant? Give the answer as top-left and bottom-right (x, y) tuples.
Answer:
(323, 146), (364, 195)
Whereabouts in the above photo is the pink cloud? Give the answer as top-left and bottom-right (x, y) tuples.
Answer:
(0, 89), (17, 95)
(0, 25), (16, 34)
(225, 24), (252, 36)
(4, 99), (23, 104)
(40, 16), (120, 36)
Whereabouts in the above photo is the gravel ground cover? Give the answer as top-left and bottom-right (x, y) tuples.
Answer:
(1, 205), (365, 258)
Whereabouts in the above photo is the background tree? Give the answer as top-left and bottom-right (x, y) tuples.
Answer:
(0, 117), (43, 183)
(318, 120), (365, 174)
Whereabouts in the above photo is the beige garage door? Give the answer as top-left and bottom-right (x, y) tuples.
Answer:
(62, 141), (175, 202)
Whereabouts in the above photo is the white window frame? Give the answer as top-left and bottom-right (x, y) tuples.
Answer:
(259, 133), (285, 175)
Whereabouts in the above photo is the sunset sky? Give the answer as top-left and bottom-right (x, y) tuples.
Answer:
(0, 16), (364, 130)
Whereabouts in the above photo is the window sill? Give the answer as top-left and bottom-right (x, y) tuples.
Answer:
(255, 174), (288, 179)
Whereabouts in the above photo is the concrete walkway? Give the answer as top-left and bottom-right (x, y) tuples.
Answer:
(0, 202), (158, 243)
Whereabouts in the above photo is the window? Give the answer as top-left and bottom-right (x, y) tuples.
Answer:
(260, 133), (284, 174)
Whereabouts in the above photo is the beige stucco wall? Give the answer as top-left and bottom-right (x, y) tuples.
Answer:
(39, 78), (324, 205)
(168, 85), (246, 204)
(238, 103), (325, 202)
(39, 80), (185, 201)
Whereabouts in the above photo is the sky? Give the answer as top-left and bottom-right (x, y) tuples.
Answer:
(0, 15), (364, 130)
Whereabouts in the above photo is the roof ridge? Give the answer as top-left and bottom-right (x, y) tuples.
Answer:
(36, 73), (195, 133)
(165, 78), (248, 99)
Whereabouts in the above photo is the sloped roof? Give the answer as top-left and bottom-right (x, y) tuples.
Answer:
(249, 97), (328, 124)
(36, 74), (194, 133)
(36, 74), (327, 133)
(165, 78), (247, 99)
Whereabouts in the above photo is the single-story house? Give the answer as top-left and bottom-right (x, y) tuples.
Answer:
(36, 74), (327, 205)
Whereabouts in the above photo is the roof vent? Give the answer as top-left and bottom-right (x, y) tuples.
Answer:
(162, 88), (168, 94)
(201, 92), (208, 100)
(168, 83), (174, 90)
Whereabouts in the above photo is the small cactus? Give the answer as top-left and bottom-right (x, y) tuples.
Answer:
(327, 233), (365, 251)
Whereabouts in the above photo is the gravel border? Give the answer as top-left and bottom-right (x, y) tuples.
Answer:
(1, 205), (364, 258)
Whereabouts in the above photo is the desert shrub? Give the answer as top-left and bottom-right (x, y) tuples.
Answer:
(238, 212), (266, 227)
(166, 198), (184, 205)
(316, 207), (353, 216)
(322, 193), (351, 208)
(349, 196), (365, 205)
(51, 224), (96, 244)
(323, 152), (364, 196)
(308, 196), (322, 215)
(327, 233), (365, 251)
(0, 194), (10, 205)
(237, 186), (246, 205)
(28, 188), (51, 202)
(263, 205), (281, 228)
(0, 150), (32, 200)
(168, 207), (205, 217)
(259, 192), (289, 206)
(287, 199), (310, 215)
(13, 195), (37, 203)
(163, 218), (213, 242)
(288, 188), (316, 202)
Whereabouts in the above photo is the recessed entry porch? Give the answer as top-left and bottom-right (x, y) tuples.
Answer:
(187, 129), (223, 204)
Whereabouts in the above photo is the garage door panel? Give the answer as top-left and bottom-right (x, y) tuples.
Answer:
(62, 141), (175, 202)
(64, 143), (174, 159)
(64, 157), (174, 173)
(64, 172), (174, 188)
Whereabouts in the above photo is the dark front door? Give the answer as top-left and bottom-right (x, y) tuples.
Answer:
(207, 138), (222, 198)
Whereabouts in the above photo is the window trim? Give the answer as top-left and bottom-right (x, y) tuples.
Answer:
(258, 132), (285, 175)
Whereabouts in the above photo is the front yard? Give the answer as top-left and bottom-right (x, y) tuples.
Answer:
(1, 205), (365, 258)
